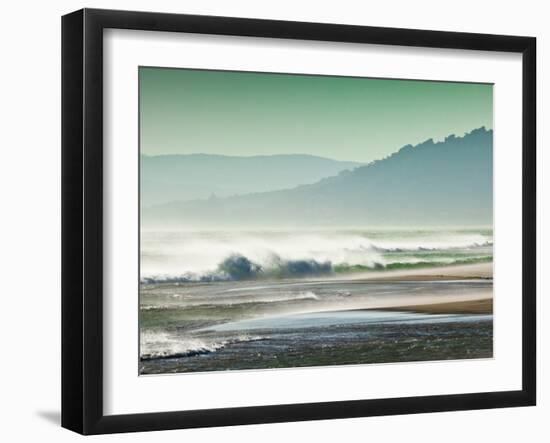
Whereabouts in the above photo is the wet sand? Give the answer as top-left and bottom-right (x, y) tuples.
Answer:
(347, 262), (493, 314)
(386, 297), (492, 315)
(347, 262), (493, 282)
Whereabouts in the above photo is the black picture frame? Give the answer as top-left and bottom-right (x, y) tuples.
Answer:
(61, 8), (537, 435)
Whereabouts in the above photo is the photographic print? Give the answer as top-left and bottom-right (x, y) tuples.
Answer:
(139, 67), (494, 375)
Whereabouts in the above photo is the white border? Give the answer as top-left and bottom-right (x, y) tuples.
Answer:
(103, 29), (523, 415)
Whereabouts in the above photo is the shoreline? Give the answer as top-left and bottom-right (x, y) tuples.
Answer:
(346, 262), (493, 282)
(382, 297), (493, 315)
(141, 262), (494, 289)
(344, 262), (493, 315)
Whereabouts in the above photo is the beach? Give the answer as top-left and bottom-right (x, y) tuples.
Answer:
(351, 261), (493, 281)
(385, 298), (492, 315)
(355, 262), (493, 314)
(137, 67), (495, 376)
(140, 259), (493, 374)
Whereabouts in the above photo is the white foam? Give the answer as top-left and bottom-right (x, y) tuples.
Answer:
(140, 229), (493, 280)
(139, 330), (264, 360)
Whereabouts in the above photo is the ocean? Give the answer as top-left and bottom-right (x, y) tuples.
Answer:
(139, 228), (493, 374)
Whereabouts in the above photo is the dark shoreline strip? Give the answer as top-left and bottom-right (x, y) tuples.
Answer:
(380, 298), (493, 315)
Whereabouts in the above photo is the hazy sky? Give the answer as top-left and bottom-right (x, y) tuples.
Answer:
(140, 67), (493, 163)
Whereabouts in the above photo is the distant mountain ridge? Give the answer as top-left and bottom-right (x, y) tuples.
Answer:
(141, 153), (362, 207)
(143, 127), (493, 227)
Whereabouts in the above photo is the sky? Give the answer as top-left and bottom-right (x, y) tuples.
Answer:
(140, 67), (493, 163)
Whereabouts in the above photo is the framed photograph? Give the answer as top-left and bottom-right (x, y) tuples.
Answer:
(61, 8), (536, 434)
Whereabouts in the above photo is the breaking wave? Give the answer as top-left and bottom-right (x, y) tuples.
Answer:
(141, 254), (492, 284)
(140, 230), (493, 284)
(140, 291), (320, 309)
(140, 330), (265, 361)
(372, 240), (492, 253)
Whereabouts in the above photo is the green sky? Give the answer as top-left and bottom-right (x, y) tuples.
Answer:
(140, 67), (493, 163)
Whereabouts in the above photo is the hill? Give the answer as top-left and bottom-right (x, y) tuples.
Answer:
(143, 128), (493, 227)
(141, 154), (362, 207)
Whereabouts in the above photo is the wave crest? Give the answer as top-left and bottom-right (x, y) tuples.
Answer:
(141, 254), (492, 284)
(140, 331), (264, 361)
